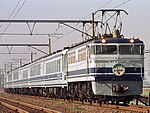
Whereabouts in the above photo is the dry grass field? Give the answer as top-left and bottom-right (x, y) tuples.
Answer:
(142, 88), (150, 97)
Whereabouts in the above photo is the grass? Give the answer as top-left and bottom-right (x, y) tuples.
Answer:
(48, 99), (67, 105)
(48, 99), (85, 112)
(74, 107), (85, 111)
(142, 89), (150, 97)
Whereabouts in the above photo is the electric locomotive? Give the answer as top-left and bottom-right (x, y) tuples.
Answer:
(65, 31), (144, 104)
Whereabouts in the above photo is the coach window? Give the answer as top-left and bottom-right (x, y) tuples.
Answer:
(13, 72), (19, 80)
(23, 70), (28, 78)
(8, 74), (12, 81)
(57, 59), (61, 72)
(46, 59), (61, 74)
(30, 64), (41, 76)
(78, 48), (86, 62)
(4, 77), (7, 83)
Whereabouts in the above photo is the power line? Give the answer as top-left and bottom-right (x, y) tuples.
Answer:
(0, 0), (27, 38)
(0, 33), (63, 36)
(77, 0), (113, 23)
(13, 0), (27, 19)
(52, 0), (114, 44)
(0, 0), (21, 27)
(52, 0), (132, 46)
(8, 0), (21, 19)
(113, 0), (132, 9)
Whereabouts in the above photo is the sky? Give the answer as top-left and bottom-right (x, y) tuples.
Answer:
(0, 0), (150, 80)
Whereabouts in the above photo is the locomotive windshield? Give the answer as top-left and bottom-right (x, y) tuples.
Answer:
(90, 45), (117, 54)
(90, 45), (144, 55)
(119, 45), (144, 55)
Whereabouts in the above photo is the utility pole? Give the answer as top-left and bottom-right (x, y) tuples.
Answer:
(92, 13), (95, 39)
(0, 69), (4, 88)
(4, 63), (7, 74)
(49, 38), (51, 54)
(30, 53), (34, 62)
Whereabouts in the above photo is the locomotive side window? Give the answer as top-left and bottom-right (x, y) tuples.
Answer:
(68, 51), (76, 64)
(119, 45), (142, 54)
(90, 45), (117, 54)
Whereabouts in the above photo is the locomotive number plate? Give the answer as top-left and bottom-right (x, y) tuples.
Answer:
(112, 64), (125, 76)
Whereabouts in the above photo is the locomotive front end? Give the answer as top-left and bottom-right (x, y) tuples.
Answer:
(89, 38), (144, 103)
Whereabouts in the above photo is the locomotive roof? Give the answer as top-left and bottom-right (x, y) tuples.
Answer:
(67, 37), (144, 50)
(91, 38), (144, 44)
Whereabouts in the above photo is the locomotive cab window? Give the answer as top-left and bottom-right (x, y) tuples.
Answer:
(90, 45), (117, 54)
(119, 45), (143, 55)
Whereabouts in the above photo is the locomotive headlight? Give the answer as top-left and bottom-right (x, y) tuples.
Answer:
(129, 38), (134, 43)
(102, 39), (106, 43)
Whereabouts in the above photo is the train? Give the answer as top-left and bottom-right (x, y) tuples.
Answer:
(3, 9), (145, 104)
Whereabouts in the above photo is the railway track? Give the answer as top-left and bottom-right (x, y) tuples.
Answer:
(0, 97), (60, 113)
(69, 100), (150, 113)
(0, 89), (149, 113)
(38, 96), (150, 113)
(0, 101), (28, 113)
(99, 104), (150, 113)
(14, 94), (150, 113)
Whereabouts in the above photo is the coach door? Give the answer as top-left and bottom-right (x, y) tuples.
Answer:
(62, 50), (68, 81)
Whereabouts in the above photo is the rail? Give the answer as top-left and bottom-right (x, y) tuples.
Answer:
(0, 101), (28, 113)
(0, 97), (60, 113)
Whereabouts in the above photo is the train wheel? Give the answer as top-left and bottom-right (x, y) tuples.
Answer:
(111, 100), (115, 105)
(123, 100), (129, 105)
(39, 88), (43, 96)
(98, 100), (102, 106)
(116, 101), (119, 105)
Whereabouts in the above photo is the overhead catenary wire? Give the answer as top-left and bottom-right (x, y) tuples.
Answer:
(104, 1), (131, 34)
(0, 33), (63, 36)
(0, 0), (132, 47)
(51, 0), (114, 45)
(76, 0), (113, 26)
(52, 0), (132, 44)
(0, 0), (27, 38)
(7, 0), (21, 20)
(0, 0), (133, 69)
(0, 0), (21, 28)
(52, 0), (132, 43)
(94, 0), (132, 22)
(51, 0), (132, 45)
(2, 0), (112, 65)
(113, 0), (132, 9)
